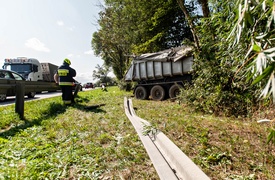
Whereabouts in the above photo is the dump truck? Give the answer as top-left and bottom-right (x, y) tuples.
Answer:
(124, 46), (193, 100)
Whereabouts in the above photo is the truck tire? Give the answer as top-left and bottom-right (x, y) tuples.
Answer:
(151, 85), (165, 101)
(169, 84), (183, 99)
(135, 86), (148, 100)
(28, 92), (36, 98)
(0, 94), (7, 102)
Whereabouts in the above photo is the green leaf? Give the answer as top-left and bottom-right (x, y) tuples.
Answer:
(244, 11), (253, 26)
(252, 44), (261, 52)
(267, 129), (275, 144)
(252, 62), (275, 85)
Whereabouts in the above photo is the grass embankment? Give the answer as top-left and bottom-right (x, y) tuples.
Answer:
(0, 86), (274, 179)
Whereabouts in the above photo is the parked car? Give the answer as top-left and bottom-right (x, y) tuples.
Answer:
(84, 82), (94, 89)
(0, 69), (36, 101)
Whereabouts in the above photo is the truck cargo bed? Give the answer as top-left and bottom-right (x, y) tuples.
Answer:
(124, 46), (193, 82)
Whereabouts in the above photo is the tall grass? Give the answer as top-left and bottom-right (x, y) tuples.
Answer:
(0, 87), (274, 179)
(0, 87), (157, 179)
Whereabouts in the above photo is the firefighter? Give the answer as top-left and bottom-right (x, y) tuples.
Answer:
(54, 58), (76, 105)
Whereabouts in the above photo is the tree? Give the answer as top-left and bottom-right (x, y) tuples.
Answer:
(176, 0), (201, 49)
(179, 0), (260, 116)
(92, 6), (130, 80)
(92, 64), (113, 85)
(198, 0), (210, 17)
(130, 0), (195, 53)
(92, 0), (196, 80)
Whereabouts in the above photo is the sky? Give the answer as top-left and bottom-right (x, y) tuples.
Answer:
(0, 0), (105, 83)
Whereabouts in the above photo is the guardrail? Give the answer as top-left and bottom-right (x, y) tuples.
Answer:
(0, 79), (60, 119)
(124, 97), (210, 180)
(0, 79), (60, 94)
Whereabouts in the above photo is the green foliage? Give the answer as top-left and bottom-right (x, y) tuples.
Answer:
(227, 0), (275, 100)
(180, 1), (260, 117)
(92, 0), (196, 79)
(267, 128), (275, 144)
(205, 152), (232, 166)
(92, 64), (114, 85)
(117, 79), (134, 91)
(0, 88), (160, 179)
(0, 108), (22, 128)
(132, 98), (275, 179)
(1, 87), (274, 178)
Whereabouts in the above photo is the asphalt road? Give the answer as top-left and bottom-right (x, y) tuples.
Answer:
(0, 88), (95, 106)
(0, 91), (62, 106)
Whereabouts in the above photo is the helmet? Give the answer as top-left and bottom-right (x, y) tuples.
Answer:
(64, 58), (71, 65)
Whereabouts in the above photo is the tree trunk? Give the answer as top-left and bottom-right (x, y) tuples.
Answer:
(199, 0), (210, 18)
(176, 0), (200, 50)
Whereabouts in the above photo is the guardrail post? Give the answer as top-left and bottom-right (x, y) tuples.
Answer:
(15, 82), (25, 119)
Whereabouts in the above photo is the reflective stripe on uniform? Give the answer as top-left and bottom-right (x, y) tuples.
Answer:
(58, 69), (69, 76)
(63, 100), (71, 104)
(59, 82), (74, 86)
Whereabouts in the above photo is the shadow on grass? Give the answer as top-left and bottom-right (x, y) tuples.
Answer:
(0, 102), (67, 138)
(0, 98), (106, 138)
(73, 95), (106, 113)
(73, 103), (106, 113)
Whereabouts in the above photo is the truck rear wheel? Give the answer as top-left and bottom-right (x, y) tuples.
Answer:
(169, 84), (183, 99)
(28, 92), (36, 98)
(150, 85), (165, 101)
(0, 94), (7, 102)
(135, 86), (148, 100)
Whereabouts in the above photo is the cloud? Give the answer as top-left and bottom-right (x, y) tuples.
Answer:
(67, 26), (75, 31)
(25, 38), (50, 52)
(57, 20), (74, 31)
(67, 54), (74, 57)
(84, 50), (94, 55)
(75, 72), (94, 83)
(57, 20), (64, 26)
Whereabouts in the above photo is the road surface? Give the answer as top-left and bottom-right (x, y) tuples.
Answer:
(0, 88), (95, 106)
(0, 91), (62, 106)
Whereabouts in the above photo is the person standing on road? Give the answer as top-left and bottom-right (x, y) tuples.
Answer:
(54, 58), (76, 105)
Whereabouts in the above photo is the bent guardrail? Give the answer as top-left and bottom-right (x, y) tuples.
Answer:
(124, 97), (210, 180)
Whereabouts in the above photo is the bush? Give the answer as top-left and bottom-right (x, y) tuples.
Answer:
(117, 80), (135, 91)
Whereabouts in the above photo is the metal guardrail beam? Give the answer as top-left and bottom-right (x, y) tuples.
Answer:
(124, 97), (178, 179)
(0, 79), (60, 119)
(0, 79), (60, 94)
(124, 97), (210, 180)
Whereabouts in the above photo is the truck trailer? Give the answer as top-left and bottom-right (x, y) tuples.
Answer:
(2, 57), (61, 92)
(41, 63), (59, 82)
(124, 46), (193, 101)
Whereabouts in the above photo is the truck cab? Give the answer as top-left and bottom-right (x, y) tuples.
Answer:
(3, 57), (43, 81)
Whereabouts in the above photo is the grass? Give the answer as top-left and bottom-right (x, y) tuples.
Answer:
(0, 86), (274, 179)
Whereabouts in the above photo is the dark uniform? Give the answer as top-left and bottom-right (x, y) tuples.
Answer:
(55, 58), (76, 105)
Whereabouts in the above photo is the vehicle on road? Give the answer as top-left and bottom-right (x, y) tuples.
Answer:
(3, 57), (58, 82)
(0, 69), (36, 101)
(124, 46), (193, 101)
(83, 82), (94, 89)
(2, 57), (61, 93)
